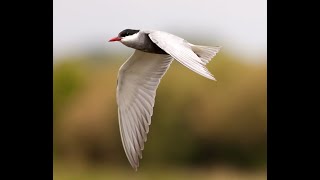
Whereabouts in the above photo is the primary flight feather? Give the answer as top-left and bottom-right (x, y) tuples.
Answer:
(109, 29), (221, 170)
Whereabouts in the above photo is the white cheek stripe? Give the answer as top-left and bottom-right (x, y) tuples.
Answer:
(121, 33), (140, 42)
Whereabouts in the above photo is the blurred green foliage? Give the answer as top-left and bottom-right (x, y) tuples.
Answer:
(54, 61), (87, 118)
(53, 52), (266, 172)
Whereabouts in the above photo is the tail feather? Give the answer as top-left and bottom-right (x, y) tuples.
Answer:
(190, 45), (222, 66)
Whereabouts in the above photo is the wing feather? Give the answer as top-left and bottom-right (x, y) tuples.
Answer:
(117, 50), (173, 170)
(148, 31), (217, 80)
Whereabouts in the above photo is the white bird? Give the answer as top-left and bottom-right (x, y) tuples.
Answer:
(109, 29), (221, 170)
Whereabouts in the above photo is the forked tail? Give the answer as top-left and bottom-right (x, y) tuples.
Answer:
(190, 44), (222, 66)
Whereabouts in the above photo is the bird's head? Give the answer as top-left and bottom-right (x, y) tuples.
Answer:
(108, 29), (140, 44)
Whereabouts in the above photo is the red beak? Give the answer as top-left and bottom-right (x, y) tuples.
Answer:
(108, 37), (122, 42)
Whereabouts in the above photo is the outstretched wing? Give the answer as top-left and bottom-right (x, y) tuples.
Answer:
(117, 50), (173, 170)
(148, 31), (216, 80)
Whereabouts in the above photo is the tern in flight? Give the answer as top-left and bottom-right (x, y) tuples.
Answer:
(109, 29), (221, 170)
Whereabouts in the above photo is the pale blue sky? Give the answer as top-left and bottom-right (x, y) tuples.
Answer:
(53, 0), (266, 63)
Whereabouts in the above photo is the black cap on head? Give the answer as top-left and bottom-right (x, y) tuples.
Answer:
(118, 29), (140, 37)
